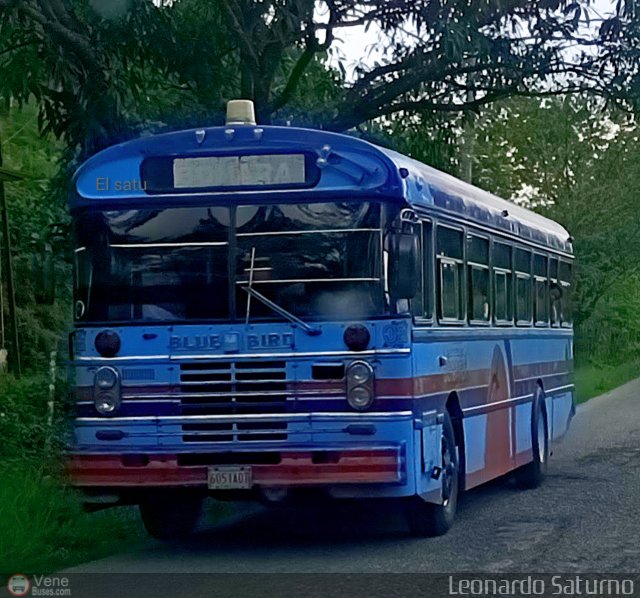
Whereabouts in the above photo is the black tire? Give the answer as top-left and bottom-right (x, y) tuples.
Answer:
(405, 411), (459, 537)
(139, 491), (203, 541)
(515, 389), (549, 489)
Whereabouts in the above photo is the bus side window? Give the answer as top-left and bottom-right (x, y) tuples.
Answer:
(411, 226), (424, 319)
(515, 248), (532, 326)
(467, 234), (490, 324)
(437, 225), (464, 322)
(493, 241), (513, 325)
(413, 220), (434, 320)
(550, 257), (561, 327)
(534, 253), (549, 326)
(559, 260), (573, 327)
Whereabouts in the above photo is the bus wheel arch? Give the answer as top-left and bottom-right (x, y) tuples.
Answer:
(406, 408), (459, 537)
(515, 383), (549, 489)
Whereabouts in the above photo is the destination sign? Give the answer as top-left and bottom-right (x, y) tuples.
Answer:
(173, 154), (306, 189)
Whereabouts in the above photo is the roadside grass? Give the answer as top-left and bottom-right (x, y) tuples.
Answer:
(0, 375), (148, 577)
(574, 360), (640, 404)
(0, 373), (240, 578)
(0, 460), (147, 578)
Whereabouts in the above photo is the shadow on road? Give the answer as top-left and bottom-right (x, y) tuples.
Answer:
(170, 474), (516, 553)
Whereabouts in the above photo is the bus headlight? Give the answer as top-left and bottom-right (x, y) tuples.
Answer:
(346, 361), (374, 411)
(93, 367), (121, 415)
(95, 366), (118, 390)
(95, 392), (121, 415)
(347, 362), (373, 386)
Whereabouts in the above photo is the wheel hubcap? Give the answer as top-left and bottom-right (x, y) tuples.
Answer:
(441, 434), (456, 506)
(538, 410), (546, 463)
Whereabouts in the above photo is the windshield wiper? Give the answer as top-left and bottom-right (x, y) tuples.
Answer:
(242, 286), (322, 336)
(243, 246), (321, 336)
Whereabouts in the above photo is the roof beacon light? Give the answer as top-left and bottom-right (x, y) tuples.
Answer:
(226, 100), (257, 126)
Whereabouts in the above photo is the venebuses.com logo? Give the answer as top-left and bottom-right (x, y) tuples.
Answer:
(7, 574), (71, 596)
(7, 574), (30, 596)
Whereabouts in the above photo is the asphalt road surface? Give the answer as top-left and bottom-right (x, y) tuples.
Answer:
(65, 379), (640, 593)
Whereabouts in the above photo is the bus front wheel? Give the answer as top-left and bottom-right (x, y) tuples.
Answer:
(139, 491), (203, 541)
(515, 390), (549, 489)
(405, 411), (459, 537)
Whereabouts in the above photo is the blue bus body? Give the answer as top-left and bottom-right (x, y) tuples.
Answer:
(67, 121), (574, 534)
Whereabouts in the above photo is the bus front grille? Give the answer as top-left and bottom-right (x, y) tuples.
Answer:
(178, 361), (289, 442)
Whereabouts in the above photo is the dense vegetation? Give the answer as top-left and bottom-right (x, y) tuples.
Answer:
(2, 0), (640, 575)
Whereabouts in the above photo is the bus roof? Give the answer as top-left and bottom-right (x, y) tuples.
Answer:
(72, 124), (572, 254)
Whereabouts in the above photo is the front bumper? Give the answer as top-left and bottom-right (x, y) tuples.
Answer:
(67, 447), (404, 488)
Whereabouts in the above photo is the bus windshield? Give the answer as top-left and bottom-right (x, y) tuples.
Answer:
(74, 201), (385, 323)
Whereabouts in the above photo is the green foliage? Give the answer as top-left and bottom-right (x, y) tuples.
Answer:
(2, 1), (640, 154)
(575, 359), (640, 404)
(0, 462), (146, 576)
(0, 375), (52, 459)
(473, 96), (640, 332)
(0, 370), (144, 576)
(0, 103), (71, 372)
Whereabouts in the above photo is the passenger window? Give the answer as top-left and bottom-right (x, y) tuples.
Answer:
(493, 242), (512, 324)
(559, 260), (573, 327)
(437, 226), (464, 322)
(534, 254), (549, 326)
(515, 248), (532, 325)
(467, 235), (490, 323)
(441, 262), (462, 319)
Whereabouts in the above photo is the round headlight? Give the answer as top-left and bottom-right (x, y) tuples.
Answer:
(95, 366), (118, 390)
(95, 330), (121, 358)
(347, 362), (373, 385)
(95, 392), (121, 415)
(347, 386), (374, 411)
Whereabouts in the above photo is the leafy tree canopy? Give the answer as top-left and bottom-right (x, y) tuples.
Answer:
(472, 95), (640, 327)
(1, 0), (639, 157)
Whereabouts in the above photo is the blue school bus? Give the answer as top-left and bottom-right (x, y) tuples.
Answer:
(67, 100), (574, 538)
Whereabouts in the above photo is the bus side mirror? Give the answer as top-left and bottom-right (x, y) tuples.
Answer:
(389, 233), (419, 299)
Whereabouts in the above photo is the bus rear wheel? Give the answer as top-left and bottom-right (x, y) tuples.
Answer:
(515, 390), (549, 489)
(139, 490), (203, 541)
(405, 411), (459, 537)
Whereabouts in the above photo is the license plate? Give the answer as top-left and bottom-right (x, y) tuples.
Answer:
(207, 466), (253, 490)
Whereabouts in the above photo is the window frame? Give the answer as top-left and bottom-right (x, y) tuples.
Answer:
(549, 257), (560, 327)
(559, 259), (573, 328)
(533, 252), (549, 327)
(436, 223), (466, 325)
(514, 247), (533, 327)
(467, 232), (491, 326)
(492, 240), (514, 326)
(413, 218), (435, 324)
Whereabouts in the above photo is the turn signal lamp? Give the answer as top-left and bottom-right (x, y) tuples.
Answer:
(95, 330), (121, 358)
(343, 324), (370, 352)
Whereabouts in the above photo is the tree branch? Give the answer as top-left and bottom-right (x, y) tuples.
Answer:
(219, 0), (260, 69)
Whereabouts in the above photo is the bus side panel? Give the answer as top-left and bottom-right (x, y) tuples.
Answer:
(412, 335), (515, 493)
(510, 333), (574, 466)
(413, 331), (574, 493)
(462, 413), (488, 480)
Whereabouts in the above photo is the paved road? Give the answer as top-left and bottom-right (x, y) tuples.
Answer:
(68, 379), (640, 578)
